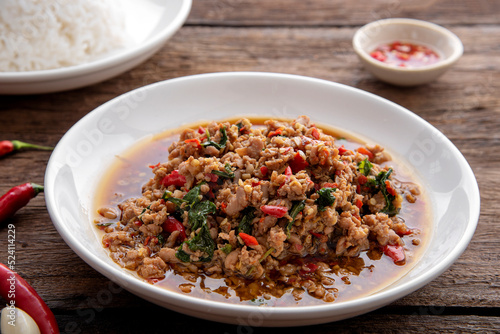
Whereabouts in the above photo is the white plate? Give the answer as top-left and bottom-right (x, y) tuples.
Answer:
(0, 0), (191, 95)
(45, 72), (480, 326)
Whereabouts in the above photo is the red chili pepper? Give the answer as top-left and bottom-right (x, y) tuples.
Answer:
(0, 140), (53, 157)
(311, 128), (320, 140)
(304, 263), (318, 272)
(289, 151), (309, 173)
(251, 181), (261, 187)
(382, 244), (405, 263)
(207, 173), (219, 183)
(268, 128), (283, 138)
(309, 231), (328, 243)
(370, 50), (387, 62)
(0, 263), (59, 334)
(149, 162), (161, 169)
(260, 166), (268, 176)
(358, 174), (368, 185)
(395, 227), (413, 236)
(184, 138), (202, 150)
(162, 216), (187, 241)
(284, 165), (292, 177)
(144, 236), (152, 246)
(356, 198), (363, 209)
(338, 145), (348, 155)
(323, 182), (338, 188)
(385, 180), (397, 196)
(260, 205), (288, 218)
(220, 202), (227, 212)
(0, 183), (44, 223)
(357, 147), (374, 160)
(197, 126), (206, 134)
(161, 170), (186, 187)
(239, 232), (259, 247)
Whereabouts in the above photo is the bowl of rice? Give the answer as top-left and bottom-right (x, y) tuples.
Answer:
(0, 0), (192, 95)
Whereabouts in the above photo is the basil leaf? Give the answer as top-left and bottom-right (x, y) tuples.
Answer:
(189, 201), (216, 231)
(357, 158), (373, 176)
(182, 182), (205, 206)
(378, 168), (399, 216)
(212, 163), (235, 179)
(237, 208), (255, 235)
(316, 187), (336, 212)
(286, 200), (306, 237)
(175, 248), (191, 262)
(162, 191), (186, 207)
(201, 126), (228, 150)
(177, 225), (215, 262)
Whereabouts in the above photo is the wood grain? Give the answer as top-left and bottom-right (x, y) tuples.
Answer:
(187, 0), (500, 26)
(0, 2), (499, 332)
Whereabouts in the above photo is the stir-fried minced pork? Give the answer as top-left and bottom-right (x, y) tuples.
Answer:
(98, 116), (419, 302)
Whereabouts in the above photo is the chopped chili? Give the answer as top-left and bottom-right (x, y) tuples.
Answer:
(239, 232), (259, 247)
(162, 216), (187, 241)
(382, 244), (405, 263)
(289, 151), (309, 173)
(260, 205), (288, 218)
(184, 138), (202, 150)
(161, 170), (186, 187)
(357, 147), (374, 160)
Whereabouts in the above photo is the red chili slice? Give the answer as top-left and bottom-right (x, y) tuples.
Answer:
(207, 173), (219, 183)
(268, 128), (283, 138)
(338, 145), (348, 155)
(358, 175), (368, 185)
(382, 244), (405, 263)
(184, 138), (202, 149)
(355, 198), (363, 209)
(161, 170), (186, 187)
(260, 166), (269, 177)
(260, 205), (288, 218)
(357, 147), (374, 160)
(162, 216), (187, 241)
(239, 232), (259, 247)
(311, 128), (320, 140)
(289, 151), (309, 173)
(385, 180), (397, 196)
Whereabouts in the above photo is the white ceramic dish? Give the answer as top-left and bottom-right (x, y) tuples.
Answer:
(353, 18), (463, 86)
(45, 72), (479, 326)
(0, 0), (192, 95)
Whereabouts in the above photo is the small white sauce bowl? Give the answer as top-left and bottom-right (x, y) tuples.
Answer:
(353, 18), (463, 86)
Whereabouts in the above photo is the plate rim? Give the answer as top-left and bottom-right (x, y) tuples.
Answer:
(44, 71), (480, 322)
(0, 0), (192, 83)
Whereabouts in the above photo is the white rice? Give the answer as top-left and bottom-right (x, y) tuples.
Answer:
(0, 0), (128, 72)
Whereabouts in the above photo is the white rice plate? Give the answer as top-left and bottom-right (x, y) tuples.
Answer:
(0, 0), (129, 72)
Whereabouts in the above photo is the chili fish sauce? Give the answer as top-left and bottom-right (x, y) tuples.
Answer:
(370, 41), (440, 68)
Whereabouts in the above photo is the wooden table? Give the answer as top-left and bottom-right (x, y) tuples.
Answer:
(1, 1), (499, 332)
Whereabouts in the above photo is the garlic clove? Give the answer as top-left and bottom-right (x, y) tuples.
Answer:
(1, 307), (41, 334)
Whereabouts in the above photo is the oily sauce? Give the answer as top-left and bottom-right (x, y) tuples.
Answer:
(93, 118), (430, 306)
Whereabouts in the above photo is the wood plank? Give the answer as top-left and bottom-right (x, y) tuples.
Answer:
(53, 308), (500, 333)
(0, 25), (499, 313)
(187, 0), (500, 26)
